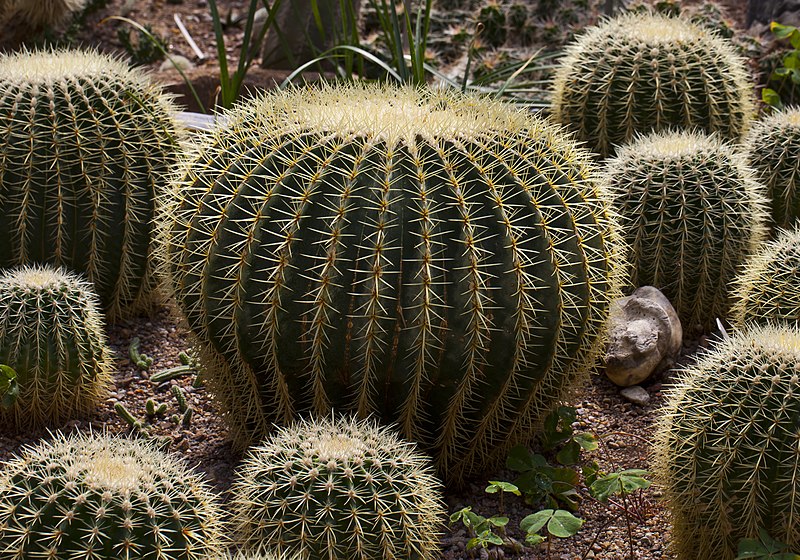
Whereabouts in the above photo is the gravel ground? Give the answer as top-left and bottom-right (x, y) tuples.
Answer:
(0, 303), (696, 559)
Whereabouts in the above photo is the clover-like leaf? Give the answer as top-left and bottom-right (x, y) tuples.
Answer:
(520, 509), (583, 539)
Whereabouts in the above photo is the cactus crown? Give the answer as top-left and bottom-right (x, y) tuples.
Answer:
(551, 11), (754, 157)
(0, 431), (225, 560)
(744, 106), (800, 228)
(602, 129), (768, 331)
(730, 227), (800, 326)
(231, 415), (444, 560)
(0, 263), (112, 429)
(654, 324), (800, 559)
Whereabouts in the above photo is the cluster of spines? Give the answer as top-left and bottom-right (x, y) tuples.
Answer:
(0, 48), (180, 319)
(744, 107), (800, 229)
(729, 227), (800, 326)
(0, 263), (112, 429)
(601, 129), (768, 332)
(0, 431), (225, 560)
(159, 83), (625, 484)
(230, 415), (444, 560)
(653, 324), (800, 559)
(551, 11), (754, 157)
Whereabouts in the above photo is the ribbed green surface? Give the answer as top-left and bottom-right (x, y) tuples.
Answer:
(231, 416), (444, 560)
(0, 264), (112, 429)
(602, 130), (768, 332)
(653, 325), (800, 560)
(744, 108), (800, 229)
(551, 12), (753, 158)
(730, 227), (800, 326)
(0, 432), (225, 560)
(160, 84), (624, 484)
(0, 48), (180, 319)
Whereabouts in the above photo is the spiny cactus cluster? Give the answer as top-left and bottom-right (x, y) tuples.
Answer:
(653, 324), (800, 560)
(551, 11), (754, 157)
(230, 416), (444, 560)
(744, 107), (800, 229)
(602, 129), (768, 332)
(0, 48), (181, 319)
(0, 0), (85, 34)
(0, 264), (112, 429)
(159, 83), (625, 484)
(730, 227), (800, 327)
(0, 431), (225, 560)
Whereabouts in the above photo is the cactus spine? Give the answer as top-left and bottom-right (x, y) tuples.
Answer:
(0, 431), (225, 560)
(0, 48), (181, 319)
(744, 107), (800, 229)
(159, 83), (625, 484)
(230, 415), (444, 560)
(602, 130), (768, 332)
(730, 227), (800, 326)
(0, 264), (112, 429)
(551, 12), (754, 157)
(653, 324), (800, 559)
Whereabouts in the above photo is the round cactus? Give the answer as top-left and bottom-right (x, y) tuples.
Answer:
(602, 129), (769, 332)
(159, 83), (625, 483)
(230, 415), (444, 560)
(729, 227), (800, 327)
(0, 48), (181, 319)
(0, 431), (225, 560)
(0, 264), (112, 429)
(0, 0), (86, 41)
(551, 11), (754, 158)
(744, 107), (800, 229)
(653, 324), (800, 560)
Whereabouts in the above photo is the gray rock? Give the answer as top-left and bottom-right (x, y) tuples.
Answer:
(159, 55), (194, 73)
(748, 0), (800, 30)
(604, 286), (682, 387)
(620, 385), (651, 406)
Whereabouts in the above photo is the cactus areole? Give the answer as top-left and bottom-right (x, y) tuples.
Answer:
(160, 84), (623, 484)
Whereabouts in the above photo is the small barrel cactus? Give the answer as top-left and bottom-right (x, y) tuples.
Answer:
(551, 11), (754, 157)
(476, 1), (507, 47)
(602, 129), (768, 332)
(0, 431), (225, 560)
(230, 415), (444, 560)
(159, 83), (625, 484)
(0, 48), (181, 319)
(0, 264), (112, 429)
(729, 227), (800, 326)
(653, 324), (800, 560)
(744, 107), (800, 229)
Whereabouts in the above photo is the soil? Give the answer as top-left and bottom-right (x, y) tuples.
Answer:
(0, 0), (780, 559)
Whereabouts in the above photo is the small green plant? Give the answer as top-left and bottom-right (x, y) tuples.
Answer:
(520, 509), (583, 557)
(761, 22), (800, 109)
(0, 365), (18, 409)
(450, 506), (510, 551)
(128, 337), (153, 371)
(737, 529), (800, 560)
(117, 23), (167, 65)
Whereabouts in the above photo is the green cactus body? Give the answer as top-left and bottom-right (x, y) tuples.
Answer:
(653, 324), (800, 560)
(744, 107), (800, 229)
(730, 227), (800, 326)
(0, 48), (181, 319)
(0, 432), (225, 560)
(602, 130), (768, 332)
(476, 1), (507, 47)
(230, 416), (444, 560)
(0, 264), (112, 429)
(160, 84), (625, 484)
(551, 12), (754, 158)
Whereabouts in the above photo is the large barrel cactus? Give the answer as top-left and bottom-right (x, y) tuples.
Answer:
(730, 227), (800, 327)
(653, 324), (800, 560)
(602, 129), (769, 332)
(0, 48), (181, 319)
(744, 107), (800, 229)
(231, 415), (444, 560)
(0, 264), (112, 429)
(551, 11), (754, 157)
(0, 431), (225, 560)
(160, 83), (625, 483)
